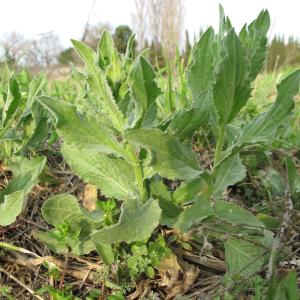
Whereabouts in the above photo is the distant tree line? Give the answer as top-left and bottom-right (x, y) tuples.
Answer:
(266, 35), (300, 72)
(0, 0), (299, 75)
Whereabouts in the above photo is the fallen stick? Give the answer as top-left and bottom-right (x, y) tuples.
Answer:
(1, 251), (102, 283)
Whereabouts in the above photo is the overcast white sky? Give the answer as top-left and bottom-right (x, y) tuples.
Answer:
(1, 0), (300, 47)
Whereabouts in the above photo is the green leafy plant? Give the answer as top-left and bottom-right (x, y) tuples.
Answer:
(124, 235), (171, 279)
(0, 155), (46, 226)
(37, 7), (300, 285)
(0, 68), (50, 226)
(0, 284), (14, 300)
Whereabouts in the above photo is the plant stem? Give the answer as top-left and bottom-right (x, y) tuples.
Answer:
(126, 144), (147, 201)
(213, 125), (225, 167)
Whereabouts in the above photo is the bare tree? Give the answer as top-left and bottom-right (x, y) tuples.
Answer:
(131, 0), (147, 49)
(1, 32), (31, 66)
(25, 33), (63, 68)
(146, 0), (185, 60)
(160, 0), (184, 59)
(147, 0), (163, 44)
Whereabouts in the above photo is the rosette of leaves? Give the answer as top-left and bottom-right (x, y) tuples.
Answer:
(38, 7), (300, 279)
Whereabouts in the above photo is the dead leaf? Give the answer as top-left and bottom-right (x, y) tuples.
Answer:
(158, 253), (199, 299)
(83, 184), (97, 211)
(159, 252), (183, 288)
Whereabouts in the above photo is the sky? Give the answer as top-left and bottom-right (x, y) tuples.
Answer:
(1, 0), (299, 47)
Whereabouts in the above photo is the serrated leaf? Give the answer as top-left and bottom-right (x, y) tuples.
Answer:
(239, 10), (270, 80)
(71, 39), (96, 65)
(189, 27), (215, 99)
(220, 70), (300, 164)
(130, 56), (161, 128)
(237, 70), (300, 145)
(91, 198), (161, 244)
(0, 191), (24, 226)
(61, 143), (136, 200)
(97, 31), (115, 69)
(125, 129), (202, 180)
(213, 154), (246, 196)
(37, 97), (127, 159)
(213, 28), (251, 125)
(72, 39), (125, 132)
(41, 194), (82, 227)
(2, 77), (21, 128)
(224, 237), (266, 277)
(175, 27), (216, 136)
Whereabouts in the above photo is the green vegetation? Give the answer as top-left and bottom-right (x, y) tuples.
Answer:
(0, 6), (299, 299)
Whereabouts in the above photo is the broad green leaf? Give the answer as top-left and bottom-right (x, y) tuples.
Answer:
(213, 28), (251, 125)
(37, 97), (127, 159)
(97, 31), (123, 84)
(124, 34), (137, 62)
(129, 56), (161, 128)
(61, 143), (136, 200)
(0, 191), (24, 226)
(220, 70), (300, 164)
(94, 242), (115, 265)
(256, 213), (280, 230)
(97, 31), (115, 69)
(224, 124), (241, 147)
(213, 154), (246, 196)
(2, 78), (20, 126)
(0, 156), (46, 198)
(72, 39), (125, 132)
(150, 180), (182, 219)
(237, 70), (300, 145)
(8, 156), (46, 177)
(173, 176), (209, 205)
(188, 27), (215, 99)
(35, 230), (96, 256)
(224, 237), (266, 277)
(214, 200), (264, 228)
(181, 27), (215, 133)
(71, 39), (95, 65)
(41, 194), (82, 227)
(91, 198), (161, 244)
(27, 76), (46, 106)
(0, 156), (45, 226)
(125, 129), (202, 180)
(239, 10), (270, 80)
(167, 104), (210, 141)
(174, 196), (214, 232)
(21, 115), (48, 151)
(218, 4), (232, 40)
